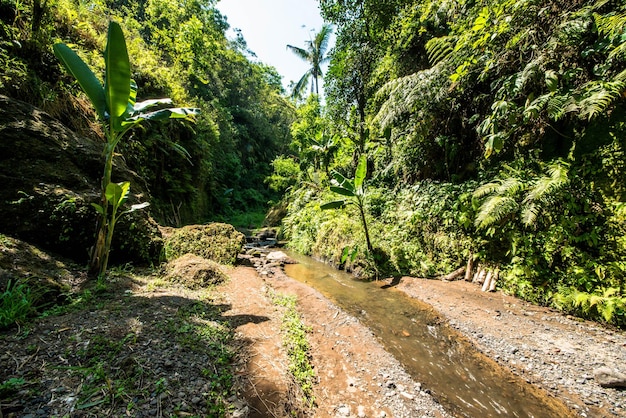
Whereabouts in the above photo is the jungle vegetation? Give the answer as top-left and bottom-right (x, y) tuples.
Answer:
(275, 0), (626, 328)
(1, 0), (295, 227)
(2, 0), (626, 328)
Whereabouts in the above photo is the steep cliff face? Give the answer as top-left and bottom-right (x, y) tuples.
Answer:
(0, 95), (162, 265)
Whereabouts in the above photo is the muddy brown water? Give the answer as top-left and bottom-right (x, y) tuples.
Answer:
(283, 252), (574, 418)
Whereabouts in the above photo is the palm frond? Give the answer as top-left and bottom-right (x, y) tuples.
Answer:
(286, 44), (310, 62)
(290, 70), (312, 99)
(316, 24), (333, 57)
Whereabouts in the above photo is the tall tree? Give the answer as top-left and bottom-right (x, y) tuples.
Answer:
(286, 23), (333, 98)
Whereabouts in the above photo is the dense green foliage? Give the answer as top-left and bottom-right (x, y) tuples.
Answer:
(277, 0), (626, 327)
(54, 20), (197, 277)
(0, 0), (294, 226)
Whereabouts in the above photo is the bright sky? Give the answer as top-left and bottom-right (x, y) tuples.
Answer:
(216, 0), (332, 93)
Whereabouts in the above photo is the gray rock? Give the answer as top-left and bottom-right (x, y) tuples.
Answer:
(593, 367), (626, 388)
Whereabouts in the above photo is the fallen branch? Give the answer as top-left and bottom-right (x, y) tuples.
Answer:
(441, 266), (466, 281)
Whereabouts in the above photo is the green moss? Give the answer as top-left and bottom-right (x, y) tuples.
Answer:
(163, 223), (245, 265)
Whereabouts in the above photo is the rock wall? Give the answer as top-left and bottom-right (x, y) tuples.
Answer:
(0, 95), (162, 265)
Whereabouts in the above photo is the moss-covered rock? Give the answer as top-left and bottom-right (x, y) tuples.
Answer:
(0, 234), (79, 314)
(163, 223), (245, 265)
(163, 254), (228, 289)
(0, 95), (162, 266)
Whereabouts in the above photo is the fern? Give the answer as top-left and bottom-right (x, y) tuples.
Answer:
(521, 162), (569, 226)
(425, 36), (455, 65)
(578, 71), (626, 120)
(524, 92), (552, 120)
(554, 286), (626, 325)
(512, 58), (543, 95)
(547, 93), (577, 120)
(594, 10), (626, 59)
(375, 65), (448, 129)
(474, 195), (518, 229)
(473, 181), (502, 199)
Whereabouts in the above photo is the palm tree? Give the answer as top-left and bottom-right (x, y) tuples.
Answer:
(287, 23), (333, 99)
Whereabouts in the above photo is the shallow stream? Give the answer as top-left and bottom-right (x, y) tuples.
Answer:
(283, 252), (573, 418)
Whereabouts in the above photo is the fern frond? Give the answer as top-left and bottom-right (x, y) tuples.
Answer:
(524, 92), (552, 120)
(473, 181), (501, 199)
(521, 162), (569, 226)
(512, 58), (542, 94)
(547, 94), (577, 120)
(525, 162), (569, 204)
(474, 195), (518, 229)
(578, 79), (626, 121)
(375, 65), (446, 128)
(589, 294), (603, 307)
(609, 42), (626, 60)
(425, 36), (454, 65)
(573, 290), (591, 311)
(603, 287), (619, 298)
(594, 11), (626, 40)
(496, 176), (525, 196)
(521, 202), (539, 227)
(601, 299), (616, 322)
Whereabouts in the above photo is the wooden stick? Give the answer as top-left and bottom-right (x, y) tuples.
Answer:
(464, 256), (474, 281)
(476, 268), (487, 284)
(441, 266), (466, 281)
(489, 269), (499, 292)
(472, 267), (481, 283)
(481, 270), (493, 292)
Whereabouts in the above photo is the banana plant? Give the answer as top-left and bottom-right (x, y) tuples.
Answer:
(53, 21), (199, 278)
(320, 154), (373, 252)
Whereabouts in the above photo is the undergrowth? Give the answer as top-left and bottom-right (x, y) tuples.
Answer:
(0, 280), (35, 330)
(268, 289), (316, 409)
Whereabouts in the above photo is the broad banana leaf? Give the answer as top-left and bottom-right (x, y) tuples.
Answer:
(52, 44), (106, 120)
(320, 200), (346, 210)
(104, 21), (131, 129)
(331, 171), (355, 192)
(330, 186), (356, 197)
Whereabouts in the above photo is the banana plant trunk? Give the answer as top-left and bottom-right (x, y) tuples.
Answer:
(89, 135), (116, 277)
(358, 201), (373, 253)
